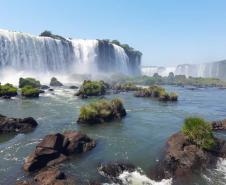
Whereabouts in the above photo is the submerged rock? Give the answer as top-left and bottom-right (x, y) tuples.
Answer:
(23, 131), (96, 172)
(40, 85), (50, 90)
(50, 77), (63, 87)
(0, 114), (38, 133)
(69, 85), (78, 89)
(16, 167), (76, 185)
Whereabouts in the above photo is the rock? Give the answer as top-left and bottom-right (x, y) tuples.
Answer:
(49, 88), (54, 91)
(2, 95), (11, 99)
(69, 85), (78, 89)
(50, 77), (63, 87)
(212, 119), (226, 130)
(0, 114), (38, 133)
(39, 89), (45, 94)
(40, 85), (50, 90)
(23, 131), (96, 172)
(98, 162), (135, 178)
(16, 167), (76, 185)
(150, 132), (226, 180)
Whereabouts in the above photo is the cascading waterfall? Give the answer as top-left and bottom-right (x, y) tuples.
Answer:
(0, 29), (137, 84)
(112, 44), (129, 74)
(142, 60), (226, 80)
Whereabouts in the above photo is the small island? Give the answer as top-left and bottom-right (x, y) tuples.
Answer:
(134, 85), (178, 102)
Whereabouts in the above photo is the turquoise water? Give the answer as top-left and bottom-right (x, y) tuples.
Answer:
(0, 86), (226, 185)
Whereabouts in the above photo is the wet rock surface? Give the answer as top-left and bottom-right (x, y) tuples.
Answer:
(0, 114), (38, 133)
(23, 131), (96, 172)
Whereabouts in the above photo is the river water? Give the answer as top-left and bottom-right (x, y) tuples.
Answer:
(0, 86), (226, 185)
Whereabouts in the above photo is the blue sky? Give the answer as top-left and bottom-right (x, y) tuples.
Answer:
(1, 0), (226, 66)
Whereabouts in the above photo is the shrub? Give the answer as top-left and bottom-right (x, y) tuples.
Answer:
(76, 80), (107, 97)
(182, 117), (216, 150)
(21, 85), (40, 98)
(77, 98), (126, 124)
(19, 77), (41, 88)
(0, 83), (17, 97)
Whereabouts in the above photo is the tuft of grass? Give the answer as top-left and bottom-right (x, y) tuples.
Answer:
(0, 83), (17, 97)
(78, 98), (125, 124)
(182, 117), (216, 150)
(21, 85), (39, 98)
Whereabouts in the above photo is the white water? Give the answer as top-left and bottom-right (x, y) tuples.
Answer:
(142, 61), (226, 79)
(0, 29), (131, 85)
(142, 66), (175, 77)
(102, 169), (172, 185)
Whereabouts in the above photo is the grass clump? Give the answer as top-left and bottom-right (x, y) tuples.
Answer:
(21, 85), (40, 98)
(19, 77), (41, 88)
(77, 98), (126, 124)
(182, 117), (216, 150)
(76, 80), (108, 97)
(112, 82), (141, 92)
(0, 83), (17, 97)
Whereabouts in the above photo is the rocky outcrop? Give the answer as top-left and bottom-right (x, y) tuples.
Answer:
(0, 114), (38, 133)
(98, 162), (135, 178)
(23, 131), (96, 172)
(50, 77), (63, 87)
(212, 119), (226, 131)
(16, 167), (75, 185)
(150, 132), (226, 180)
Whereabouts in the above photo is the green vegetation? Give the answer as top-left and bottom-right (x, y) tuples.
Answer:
(77, 98), (126, 124)
(21, 85), (40, 98)
(39, 30), (68, 42)
(76, 80), (108, 97)
(112, 82), (141, 92)
(19, 77), (41, 88)
(134, 85), (178, 101)
(0, 83), (17, 97)
(182, 117), (216, 150)
(109, 73), (226, 88)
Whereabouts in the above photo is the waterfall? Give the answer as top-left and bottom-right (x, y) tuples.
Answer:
(112, 44), (129, 74)
(0, 29), (139, 84)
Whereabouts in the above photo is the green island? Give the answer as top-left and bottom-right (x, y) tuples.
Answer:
(77, 98), (126, 124)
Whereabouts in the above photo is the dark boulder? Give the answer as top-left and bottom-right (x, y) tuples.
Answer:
(16, 167), (76, 185)
(98, 162), (135, 178)
(50, 77), (63, 87)
(40, 85), (50, 90)
(69, 85), (78, 89)
(212, 119), (226, 131)
(150, 132), (226, 181)
(0, 114), (38, 133)
(23, 131), (96, 172)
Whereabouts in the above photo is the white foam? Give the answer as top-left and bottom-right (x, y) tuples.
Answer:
(102, 169), (172, 185)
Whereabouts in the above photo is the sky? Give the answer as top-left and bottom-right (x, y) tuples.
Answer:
(1, 0), (226, 66)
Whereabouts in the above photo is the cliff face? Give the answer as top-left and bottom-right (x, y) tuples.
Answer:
(97, 40), (141, 75)
(0, 29), (141, 76)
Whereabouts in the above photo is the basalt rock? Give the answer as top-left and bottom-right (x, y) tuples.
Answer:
(50, 77), (63, 87)
(98, 162), (135, 178)
(0, 114), (38, 133)
(150, 132), (226, 181)
(23, 131), (96, 172)
(16, 167), (76, 185)
(212, 119), (226, 131)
